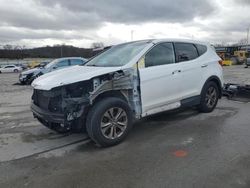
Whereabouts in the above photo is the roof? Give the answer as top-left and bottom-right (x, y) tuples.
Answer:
(152, 38), (209, 45)
(55, 57), (87, 61)
(120, 38), (210, 46)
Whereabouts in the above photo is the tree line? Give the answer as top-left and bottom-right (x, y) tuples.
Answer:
(0, 43), (109, 59)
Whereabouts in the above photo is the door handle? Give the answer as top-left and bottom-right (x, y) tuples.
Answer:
(201, 64), (208, 68)
(172, 70), (181, 74)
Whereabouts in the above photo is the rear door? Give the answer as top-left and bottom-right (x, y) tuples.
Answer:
(139, 42), (183, 115)
(174, 43), (203, 98)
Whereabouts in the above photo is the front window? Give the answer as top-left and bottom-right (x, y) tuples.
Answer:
(44, 59), (60, 69)
(145, 43), (175, 67)
(86, 41), (149, 67)
(56, 60), (69, 67)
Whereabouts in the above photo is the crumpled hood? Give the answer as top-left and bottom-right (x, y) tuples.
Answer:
(21, 68), (42, 75)
(32, 65), (121, 90)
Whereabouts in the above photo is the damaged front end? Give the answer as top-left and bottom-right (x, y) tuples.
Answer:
(31, 68), (141, 132)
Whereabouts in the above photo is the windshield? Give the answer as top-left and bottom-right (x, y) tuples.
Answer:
(44, 59), (59, 69)
(86, 41), (149, 67)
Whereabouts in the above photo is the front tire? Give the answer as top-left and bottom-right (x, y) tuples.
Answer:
(198, 81), (219, 113)
(20, 81), (26, 85)
(14, 69), (18, 73)
(86, 97), (133, 147)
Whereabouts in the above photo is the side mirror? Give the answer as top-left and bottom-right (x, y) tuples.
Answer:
(53, 66), (58, 70)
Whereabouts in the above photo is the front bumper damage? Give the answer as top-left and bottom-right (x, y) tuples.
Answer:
(31, 84), (91, 132)
(31, 102), (65, 123)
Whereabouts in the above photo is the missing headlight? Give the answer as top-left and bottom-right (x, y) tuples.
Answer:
(65, 81), (93, 98)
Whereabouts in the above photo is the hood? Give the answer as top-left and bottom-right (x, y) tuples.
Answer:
(21, 68), (42, 75)
(32, 65), (121, 90)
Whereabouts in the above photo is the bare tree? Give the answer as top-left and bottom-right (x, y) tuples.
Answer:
(3, 44), (13, 50)
(91, 42), (104, 49)
(237, 38), (248, 45)
(14, 45), (22, 50)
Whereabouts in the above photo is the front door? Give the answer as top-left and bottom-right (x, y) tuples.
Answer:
(139, 43), (183, 115)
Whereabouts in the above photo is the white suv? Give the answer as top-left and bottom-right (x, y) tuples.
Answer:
(31, 39), (223, 147)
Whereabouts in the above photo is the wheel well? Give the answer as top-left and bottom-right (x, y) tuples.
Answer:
(92, 90), (127, 105)
(204, 76), (222, 98)
(78, 91), (128, 132)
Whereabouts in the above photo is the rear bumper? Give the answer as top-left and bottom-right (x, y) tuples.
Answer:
(31, 102), (64, 124)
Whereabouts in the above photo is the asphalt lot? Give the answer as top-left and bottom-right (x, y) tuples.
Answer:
(0, 65), (250, 188)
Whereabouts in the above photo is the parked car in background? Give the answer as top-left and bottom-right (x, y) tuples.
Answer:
(16, 64), (28, 70)
(19, 57), (87, 84)
(31, 39), (223, 147)
(27, 61), (40, 69)
(34, 61), (50, 68)
(0, 64), (22, 73)
(245, 58), (250, 68)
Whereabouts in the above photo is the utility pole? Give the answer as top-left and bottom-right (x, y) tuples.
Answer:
(60, 45), (63, 57)
(247, 28), (249, 53)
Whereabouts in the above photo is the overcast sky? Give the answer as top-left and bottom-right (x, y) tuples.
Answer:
(0, 0), (249, 48)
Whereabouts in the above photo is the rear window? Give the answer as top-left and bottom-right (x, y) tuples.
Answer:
(195, 44), (207, 56)
(174, 43), (199, 62)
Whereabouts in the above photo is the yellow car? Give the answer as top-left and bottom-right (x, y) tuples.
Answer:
(27, 61), (40, 69)
(222, 60), (232, 66)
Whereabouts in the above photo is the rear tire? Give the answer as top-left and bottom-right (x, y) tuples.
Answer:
(86, 97), (133, 147)
(198, 81), (219, 113)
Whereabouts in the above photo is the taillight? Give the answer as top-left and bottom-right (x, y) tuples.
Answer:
(218, 60), (223, 66)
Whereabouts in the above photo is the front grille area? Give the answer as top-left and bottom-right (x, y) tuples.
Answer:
(48, 96), (62, 113)
(32, 89), (63, 113)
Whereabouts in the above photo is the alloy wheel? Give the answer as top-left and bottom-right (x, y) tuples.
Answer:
(205, 86), (217, 108)
(101, 107), (128, 139)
